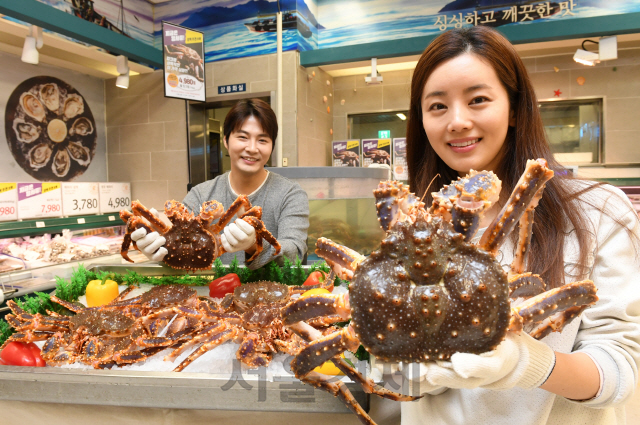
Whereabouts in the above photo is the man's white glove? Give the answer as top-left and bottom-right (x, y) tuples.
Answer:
(425, 332), (555, 390)
(221, 219), (257, 253)
(130, 208), (168, 262)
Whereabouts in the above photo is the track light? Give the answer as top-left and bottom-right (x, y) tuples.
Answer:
(396, 113), (407, 120)
(573, 36), (618, 66)
(115, 55), (130, 89)
(21, 25), (43, 65)
(365, 58), (383, 85)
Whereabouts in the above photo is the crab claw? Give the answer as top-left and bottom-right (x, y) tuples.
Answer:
(374, 181), (424, 231)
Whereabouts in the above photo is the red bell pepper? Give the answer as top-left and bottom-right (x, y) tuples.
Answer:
(303, 270), (327, 286)
(209, 273), (242, 298)
(0, 341), (46, 367)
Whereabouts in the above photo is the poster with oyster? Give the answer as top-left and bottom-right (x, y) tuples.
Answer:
(5, 76), (97, 181)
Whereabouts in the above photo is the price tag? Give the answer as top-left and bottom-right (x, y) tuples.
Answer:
(62, 183), (100, 216)
(17, 183), (63, 220)
(0, 183), (18, 222)
(36, 221), (45, 228)
(99, 182), (132, 214)
(77, 218), (86, 224)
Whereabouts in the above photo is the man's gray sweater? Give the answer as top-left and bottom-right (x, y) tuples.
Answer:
(182, 171), (309, 269)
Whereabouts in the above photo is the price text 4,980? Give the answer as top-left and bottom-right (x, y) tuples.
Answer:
(108, 197), (130, 208)
(73, 198), (98, 211)
(0, 206), (15, 216)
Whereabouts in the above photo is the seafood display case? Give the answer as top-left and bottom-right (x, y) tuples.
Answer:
(0, 263), (369, 414)
(266, 167), (391, 261)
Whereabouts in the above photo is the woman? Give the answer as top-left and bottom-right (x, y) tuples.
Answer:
(399, 26), (640, 425)
(131, 98), (309, 269)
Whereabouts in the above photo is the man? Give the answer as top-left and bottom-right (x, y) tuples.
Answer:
(131, 99), (308, 269)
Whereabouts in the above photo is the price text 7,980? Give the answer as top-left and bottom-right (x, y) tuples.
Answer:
(41, 204), (61, 213)
(108, 197), (131, 209)
(73, 198), (98, 211)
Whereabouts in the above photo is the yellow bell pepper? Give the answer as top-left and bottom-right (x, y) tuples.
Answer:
(301, 287), (331, 297)
(314, 353), (346, 376)
(86, 275), (120, 307)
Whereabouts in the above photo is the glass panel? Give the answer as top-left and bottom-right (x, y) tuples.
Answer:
(349, 111), (409, 140)
(539, 98), (602, 165)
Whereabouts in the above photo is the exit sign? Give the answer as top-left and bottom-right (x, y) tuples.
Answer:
(378, 130), (390, 138)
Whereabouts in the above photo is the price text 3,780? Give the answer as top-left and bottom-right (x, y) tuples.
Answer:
(73, 198), (98, 211)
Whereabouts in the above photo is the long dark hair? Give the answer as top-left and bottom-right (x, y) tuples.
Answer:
(407, 26), (632, 288)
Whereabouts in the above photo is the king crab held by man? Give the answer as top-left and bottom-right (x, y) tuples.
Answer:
(120, 196), (281, 271)
(282, 159), (599, 425)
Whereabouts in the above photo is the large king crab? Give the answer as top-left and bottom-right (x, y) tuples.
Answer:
(364, 149), (391, 165)
(334, 150), (360, 167)
(282, 159), (598, 425)
(120, 196), (281, 271)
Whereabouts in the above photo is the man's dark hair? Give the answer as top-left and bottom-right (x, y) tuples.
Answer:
(223, 98), (277, 147)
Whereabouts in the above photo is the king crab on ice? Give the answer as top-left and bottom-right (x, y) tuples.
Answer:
(120, 196), (281, 271)
(281, 159), (598, 425)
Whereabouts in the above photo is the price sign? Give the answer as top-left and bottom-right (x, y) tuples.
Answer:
(0, 183), (18, 222)
(99, 182), (131, 214)
(62, 183), (100, 216)
(162, 21), (205, 102)
(17, 182), (63, 220)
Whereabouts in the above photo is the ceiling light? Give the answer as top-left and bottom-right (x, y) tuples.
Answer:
(396, 113), (407, 120)
(21, 25), (43, 65)
(573, 36), (618, 66)
(115, 55), (130, 89)
(365, 58), (383, 85)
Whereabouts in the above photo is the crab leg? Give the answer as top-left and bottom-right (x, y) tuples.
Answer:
(508, 272), (546, 298)
(479, 159), (554, 254)
(374, 181), (424, 231)
(283, 292), (350, 326)
(508, 280), (598, 333)
(315, 238), (366, 280)
(241, 216), (282, 262)
(173, 325), (239, 372)
(209, 195), (252, 233)
(199, 200), (225, 227)
(290, 325), (360, 377)
(528, 306), (590, 340)
(133, 200), (171, 233)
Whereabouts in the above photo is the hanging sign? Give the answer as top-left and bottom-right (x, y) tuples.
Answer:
(162, 21), (206, 102)
(62, 183), (100, 216)
(0, 183), (18, 222)
(17, 183), (62, 220)
(99, 183), (131, 214)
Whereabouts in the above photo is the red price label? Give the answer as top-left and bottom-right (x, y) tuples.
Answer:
(0, 206), (15, 215)
(41, 204), (61, 214)
(179, 76), (196, 86)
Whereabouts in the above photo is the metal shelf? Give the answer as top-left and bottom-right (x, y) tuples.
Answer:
(0, 213), (121, 239)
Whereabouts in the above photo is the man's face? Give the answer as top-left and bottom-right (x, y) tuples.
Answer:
(224, 115), (273, 177)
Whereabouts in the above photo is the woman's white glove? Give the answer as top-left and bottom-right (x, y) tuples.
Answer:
(221, 219), (257, 253)
(129, 208), (168, 262)
(401, 362), (448, 396)
(425, 332), (555, 390)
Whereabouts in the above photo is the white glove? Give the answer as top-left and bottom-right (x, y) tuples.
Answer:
(130, 208), (168, 262)
(401, 362), (448, 396)
(221, 219), (257, 253)
(425, 332), (555, 390)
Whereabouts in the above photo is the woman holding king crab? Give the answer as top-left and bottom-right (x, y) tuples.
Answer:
(370, 26), (640, 425)
(130, 99), (309, 269)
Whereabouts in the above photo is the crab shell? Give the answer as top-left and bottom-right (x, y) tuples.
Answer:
(162, 212), (217, 271)
(349, 215), (510, 362)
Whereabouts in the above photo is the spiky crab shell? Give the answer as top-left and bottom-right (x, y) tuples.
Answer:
(163, 216), (217, 271)
(349, 215), (510, 362)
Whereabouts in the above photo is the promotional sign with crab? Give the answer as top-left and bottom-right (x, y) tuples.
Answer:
(282, 159), (598, 424)
(332, 139), (361, 167)
(162, 21), (206, 102)
(362, 138), (391, 167)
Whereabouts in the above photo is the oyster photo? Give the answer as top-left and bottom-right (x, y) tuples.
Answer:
(13, 118), (41, 144)
(6, 76), (97, 181)
(67, 141), (90, 166)
(69, 117), (93, 136)
(52, 148), (71, 177)
(63, 93), (84, 120)
(19, 92), (46, 122)
(39, 83), (60, 112)
(28, 143), (52, 170)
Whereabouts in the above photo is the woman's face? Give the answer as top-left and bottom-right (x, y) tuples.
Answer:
(224, 115), (273, 177)
(421, 53), (514, 175)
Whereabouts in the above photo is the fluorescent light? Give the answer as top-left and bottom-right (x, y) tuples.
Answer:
(21, 36), (38, 64)
(573, 49), (599, 66)
(396, 113), (407, 120)
(116, 73), (129, 89)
